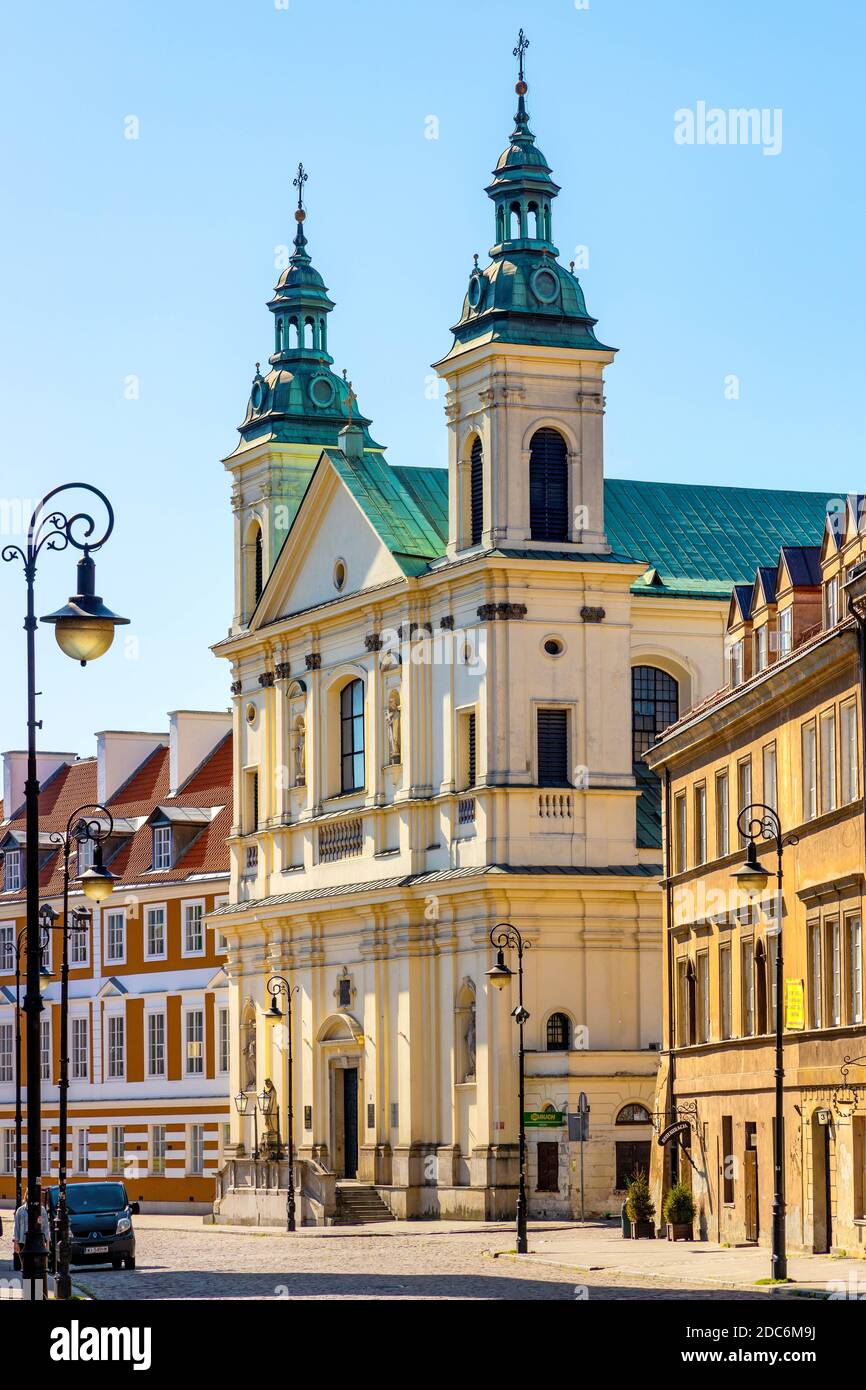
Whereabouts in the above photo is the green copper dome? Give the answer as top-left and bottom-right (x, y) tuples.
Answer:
(238, 165), (383, 451)
(445, 37), (615, 357)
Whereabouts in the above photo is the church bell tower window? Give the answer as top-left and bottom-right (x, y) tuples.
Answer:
(529, 429), (569, 542)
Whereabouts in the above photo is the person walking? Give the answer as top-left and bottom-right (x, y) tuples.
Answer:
(12, 1189), (49, 1266)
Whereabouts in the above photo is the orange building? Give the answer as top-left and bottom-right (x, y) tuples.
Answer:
(0, 711), (231, 1212)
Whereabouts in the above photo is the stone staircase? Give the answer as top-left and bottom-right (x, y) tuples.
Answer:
(333, 1181), (394, 1226)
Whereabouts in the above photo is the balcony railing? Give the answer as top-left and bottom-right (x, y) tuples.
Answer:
(537, 792), (573, 819)
(318, 817), (364, 863)
(457, 796), (476, 825)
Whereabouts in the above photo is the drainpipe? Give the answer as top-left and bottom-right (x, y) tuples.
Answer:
(846, 597), (866, 874)
(662, 765), (677, 1190)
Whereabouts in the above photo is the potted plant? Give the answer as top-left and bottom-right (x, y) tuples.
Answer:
(625, 1169), (655, 1239)
(663, 1181), (696, 1241)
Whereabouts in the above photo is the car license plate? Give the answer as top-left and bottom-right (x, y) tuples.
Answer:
(84, 1245), (109, 1254)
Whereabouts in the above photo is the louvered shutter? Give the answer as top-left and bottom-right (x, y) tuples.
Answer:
(470, 438), (484, 545)
(529, 429), (568, 542)
(537, 709), (569, 786)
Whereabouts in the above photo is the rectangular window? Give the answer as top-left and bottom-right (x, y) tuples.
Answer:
(537, 708), (569, 787)
(820, 709), (837, 814)
(715, 771), (730, 858)
(75, 1128), (89, 1175)
(151, 1125), (166, 1176)
(778, 606), (793, 657)
(847, 915), (863, 1025)
(40, 1016), (51, 1082)
(1, 1128), (14, 1175)
(104, 909), (126, 964)
(696, 951), (709, 1043)
(147, 1011), (166, 1078)
(71, 1016), (88, 1080)
(809, 922), (823, 1028)
(722, 1115), (735, 1204)
(737, 758), (752, 843)
(856, 1117), (866, 1220)
(244, 769), (260, 833)
(729, 639), (744, 687)
(189, 1123), (205, 1177)
(109, 1125), (125, 1176)
(825, 575), (840, 628)
(152, 824), (172, 870)
(827, 919), (842, 1027)
(186, 1008), (204, 1075)
(70, 922), (88, 966)
(674, 793), (687, 874)
(615, 1140), (651, 1191)
(183, 902), (204, 956)
(762, 743), (777, 813)
(340, 679), (366, 793)
(107, 1013), (125, 1079)
(218, 1007), (230, 1075)
(767, 931), (779, 1032)
(676, 957), (691, 1047)
(467, 711), (477, 789)
(754, 625), (768, 674)
(0, 923), (14, 973)
(145, 906), (166, 960)
(76, 837), (96, 874)
(0, 1022), (13, 1082)
(5, 850), (22, 892)
(41, 1128), (52, 1174)
(841, 699), (859, 804)
(741, 940), (755, 1036)
(694, 784), (707, 867)
(720, 943), (732, 1040)
(802, 722), (817, 820)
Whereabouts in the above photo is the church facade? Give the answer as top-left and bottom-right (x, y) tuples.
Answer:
(209, 53), (833, 1223)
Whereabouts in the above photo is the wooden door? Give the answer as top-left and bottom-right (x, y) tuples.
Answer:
(744, 1149), (759, 1242)
(343, 1068), (358, 1178)
(537, 1142), (559, 1193)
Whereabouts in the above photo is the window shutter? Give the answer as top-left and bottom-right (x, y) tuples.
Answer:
(529, 429), (569, 542)
(537, 709), (569, 786)
(467, 712), (477, 787)
(470, 438), (483, 546)
(254, 529), (263, 602)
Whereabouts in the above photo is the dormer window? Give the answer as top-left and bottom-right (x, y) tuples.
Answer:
(152, 825), (172, 871)
(825, 575), (840, 629)
(754, 625), (768, 674)
(4, 850), (21, 893)
(729, 639), (744, 687)
(77, 837), (96, 875)
(778, 606), (793, 657)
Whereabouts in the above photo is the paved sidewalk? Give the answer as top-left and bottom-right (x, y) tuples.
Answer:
(134, 1212), (575, 1241)
(492, 1221), (865, 1296)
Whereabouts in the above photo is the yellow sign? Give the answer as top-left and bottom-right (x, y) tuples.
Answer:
(785, 978), (805, 1030)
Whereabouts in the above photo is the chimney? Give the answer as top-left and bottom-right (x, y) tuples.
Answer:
(168, 710), (231, 795)
(96, 730), (168, 805)
(2, 750), (78, 820)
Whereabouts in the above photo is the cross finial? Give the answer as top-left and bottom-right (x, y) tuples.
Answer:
(293, 161), (308, 211)
(513, 28), (529, 84)
(343, 370), (357, 426)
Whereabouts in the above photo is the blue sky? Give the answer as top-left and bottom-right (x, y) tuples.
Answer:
(0, 0), (864, 756)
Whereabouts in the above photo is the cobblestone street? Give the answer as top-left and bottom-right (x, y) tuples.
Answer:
(2, 1223), (797, 1301)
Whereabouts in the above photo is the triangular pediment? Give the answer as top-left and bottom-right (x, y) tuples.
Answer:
(251, 452), (408, 627)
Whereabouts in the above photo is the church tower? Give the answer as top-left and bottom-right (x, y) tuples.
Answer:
(433, 32), (615, 559)
(224, 165), (383, 631)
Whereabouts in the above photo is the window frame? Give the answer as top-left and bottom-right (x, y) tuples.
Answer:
(819, 707), (837, 815)
(719, 941), (732, 1041)
(0, 922), (15, 974)
(144, 902), (168, 962)
(71, 1014), (89, 1080)
(184, 1005), (205, 1077)
(693, 782), (707, 867)
(182, 899), (206, 958)
(4, 850), (22, 893)
(103, 907), (127, 966)
(146, 1009), (166, 1079)
(801, 720), (817, 821)
(339, 679), (366, 795)
(841, 698), (859, 805)
(847, 913), (863, 1026)
(106, 1011), (125, 1080)
(535, 705), (571, 788)
(631, 666), (679, 763)
(152, 824), (173, 871)
(715, 770), (730, 859)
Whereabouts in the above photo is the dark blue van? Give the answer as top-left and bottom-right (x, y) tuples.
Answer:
(46, 1181), (138, 1270)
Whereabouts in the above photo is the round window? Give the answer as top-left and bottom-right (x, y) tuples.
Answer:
(310, 375), (336, 408)
(531, 266), (559, 305)
(468, 272), (484, 309)
(543, 637), (564, 657)
(251, 380), (265, 411)
(333, 559), (347, 591)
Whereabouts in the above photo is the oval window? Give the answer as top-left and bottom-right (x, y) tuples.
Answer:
(543, 637), (564, 657)
(531, 266), (559, 305)
(333, 559), (347, 591)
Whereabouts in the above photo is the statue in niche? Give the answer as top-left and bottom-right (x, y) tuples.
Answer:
(386, 690), (401, 764)
(464, 1003), (477, 1081)
(241, 1006), (256, 1090)
(294, 717), (306, 785)
(259, 1077), (280, 1156)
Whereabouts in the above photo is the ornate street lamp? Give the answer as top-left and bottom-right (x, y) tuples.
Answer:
(44, 805), (113, 1299)
(11, 927), (50, 1270)
(486, 923), (532, 1255)
(233, 1089), (259, 1161)
(268, 976), (299, 1231)
(2, 484), (127, 1297)
(732, 803), (796, 1284)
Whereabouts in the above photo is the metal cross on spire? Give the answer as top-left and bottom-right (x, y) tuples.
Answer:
(513, 28), (529, 84)
(342, 369), (357, 426)
(293, 161), (308, 212)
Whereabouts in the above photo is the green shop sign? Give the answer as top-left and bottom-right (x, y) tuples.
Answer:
(524, 1110), (565, 1128)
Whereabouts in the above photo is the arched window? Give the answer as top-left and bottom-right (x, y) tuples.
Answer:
(288, 317), (299, 349)
(469, 436), (483, 545)
(319, 318), (327, 352)
(542, 204), (551, 241)
(631, 666), (679, 761)
(275, 318), (283, 352)
(616, 1103), (652, 1125)
(253, 527), (263, 604)
(527, 201), (539, 238)
(340, 679), (365, 793)
(546, 1012), (571, 1051)
(496, 205), (505, 243)
(529, 428), (569, 542)
(509, 202), (522, 239)
(304, 317), (314, 350)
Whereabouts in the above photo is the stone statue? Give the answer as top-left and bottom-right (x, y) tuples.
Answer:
(242, 1008), (256, 1089)
(260, 1077), (279, 1154)
(386, 691), (401, 763)
(294, 717), (306, 785)
(465, 1004), (476, 1081)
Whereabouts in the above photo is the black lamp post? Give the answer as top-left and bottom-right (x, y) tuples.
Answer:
(12, 926), (50, 1271)
(2, 484), (127, 1297)
(486, 922), (532, 1255)
(234, 1090), (259, 1160)
(732, 803), (795, 1283)
(46, 803), (115, 1300)
(267, 975), (298, 1231)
